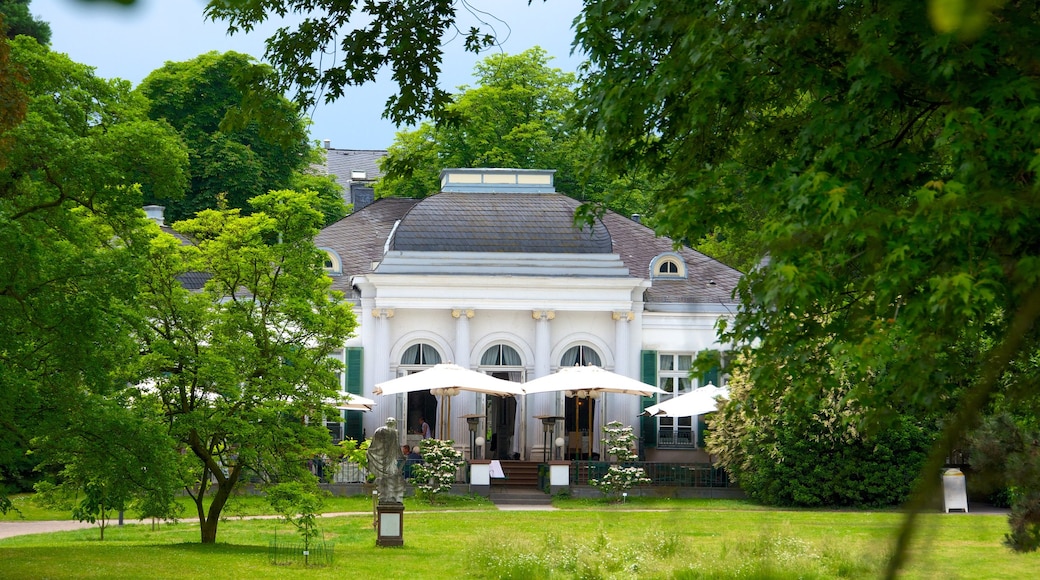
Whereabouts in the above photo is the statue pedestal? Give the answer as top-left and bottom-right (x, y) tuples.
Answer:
(375, 503), (405, 547)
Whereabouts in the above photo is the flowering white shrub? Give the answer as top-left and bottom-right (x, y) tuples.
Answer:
(590, 421), (651, 501)
(410, 438), (463, 503)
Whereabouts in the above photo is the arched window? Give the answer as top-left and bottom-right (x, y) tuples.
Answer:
(560, 345), (601, 367)
(320, 248), (342, 276)
(399, 343), (442, 438)
(650, 253), (686, 279)
(400, 343), (442, 366)
(480, 344), (524, 382)
(481, 344), (521, 366)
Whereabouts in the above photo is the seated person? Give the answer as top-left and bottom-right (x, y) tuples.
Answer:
(402, 445), (423, 479)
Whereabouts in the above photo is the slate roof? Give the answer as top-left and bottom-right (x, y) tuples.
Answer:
(601, 212), (741, 306)
(391, 193), (611, 254)
(315, 197), (421, 296)
(315, 193), (742, 306)
(158, 224), (211, 291)
(325, 149), (387, 185)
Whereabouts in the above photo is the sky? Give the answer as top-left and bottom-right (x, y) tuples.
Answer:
(32, 0), (586, 150)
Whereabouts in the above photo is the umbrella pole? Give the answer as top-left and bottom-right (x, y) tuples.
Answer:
(587, 397), (592, 460)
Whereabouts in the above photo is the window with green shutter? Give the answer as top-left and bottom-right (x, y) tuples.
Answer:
(344, 347), (364, 441)
(640, 350), (658, 447)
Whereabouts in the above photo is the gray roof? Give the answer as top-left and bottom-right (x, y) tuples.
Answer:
(316, 198), (421, 295)
(325, 148), (387, 186)
(391, 193), (611, 254)
(315, 193), (742, 306)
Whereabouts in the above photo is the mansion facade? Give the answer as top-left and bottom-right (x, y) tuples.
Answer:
(315, 168), (742, 462)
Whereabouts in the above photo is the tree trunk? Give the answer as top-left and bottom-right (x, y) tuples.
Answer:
(197, 473), (238, 543)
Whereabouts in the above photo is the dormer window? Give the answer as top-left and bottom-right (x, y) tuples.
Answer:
(320, 248), (343, 276)
(650, 253), (686, 279)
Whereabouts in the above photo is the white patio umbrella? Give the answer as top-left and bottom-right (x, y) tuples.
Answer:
(522, 365), (666, 458)
(642, 384), (730, 417)
(374, 363), (524, 397)
(374, 363), (524, 440)
(330, 394), (377, 411)
(522, 365), (665, 398)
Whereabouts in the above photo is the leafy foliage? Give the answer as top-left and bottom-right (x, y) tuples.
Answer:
(574, 0), (1040, 561)
(410, 438), (462, 503)
(136, 51), (312, 223)
(31, 394), (185, 540)
(0, 0), (51, 44)
(266, 480), (328, 548)
(0, 36), (188, 507)
(129, 189), (356, 543)
(590, 422), (651, 501)
(966, 414), (1040, 551)
(709, 358), (933, 508)
(205, 0), (498, 126)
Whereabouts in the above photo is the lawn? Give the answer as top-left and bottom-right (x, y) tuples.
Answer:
(0, 491), (495, 522)
(2, 497), (1035, 579)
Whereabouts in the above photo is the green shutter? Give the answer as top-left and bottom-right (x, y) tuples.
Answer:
(702, 366), (720, 388)
(698, 352), (720, 448)
(344, 347), (364, 441)
(640, 350), (658, 447)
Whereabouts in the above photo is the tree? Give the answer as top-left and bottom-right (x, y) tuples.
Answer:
(0, 0), (51, 44)
(136, 51), (313, 223)
(266, 480), (329, 564)
(376, 48), (658, 218)
(205, 0), (499, 126)
(131, 189), (356, 543)
(573, 0), (1040, 567)
(0, 35), (188, 509)
(291, 144), (348, 227)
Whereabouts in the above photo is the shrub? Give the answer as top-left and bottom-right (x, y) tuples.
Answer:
(590, 421), (651, 501)
(709, 361), (933, 508)
(410, 439), (462, 503)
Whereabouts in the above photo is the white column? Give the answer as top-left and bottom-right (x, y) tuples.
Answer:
(529, 310), (556, 460)
(371, 307), (397, 437)
(360, 296), (376, 392)
(373, 308), (395, 385)
(612, 311), (633, 377)
(608, 311), (635, 439)
(533, 310), (553, 379)
(452, 308), (476, 436)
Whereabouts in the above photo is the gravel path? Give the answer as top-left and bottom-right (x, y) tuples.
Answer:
(0, 520), (94, 540)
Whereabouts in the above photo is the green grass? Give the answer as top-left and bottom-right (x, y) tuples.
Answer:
(1, 491), (494, 522)
(2, 499), (1036, 579)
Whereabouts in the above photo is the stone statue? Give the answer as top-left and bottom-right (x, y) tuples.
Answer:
(368, 417), (405, 504)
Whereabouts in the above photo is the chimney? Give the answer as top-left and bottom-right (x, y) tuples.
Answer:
(323, 139), (331, 149)
(143, 205), (165, 226)
(631, 214), (641, 224)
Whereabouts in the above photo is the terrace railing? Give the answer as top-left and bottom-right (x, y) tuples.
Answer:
(569, 461), (734, 488)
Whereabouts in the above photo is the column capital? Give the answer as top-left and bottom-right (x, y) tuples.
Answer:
(451, 308), (475, 319)
(371, 308), (395, 318)
(612, 311), (634, 321)
(532, 310), (556, 321)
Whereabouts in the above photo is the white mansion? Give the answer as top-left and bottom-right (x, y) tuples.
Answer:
(315, 168), (742, 462)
